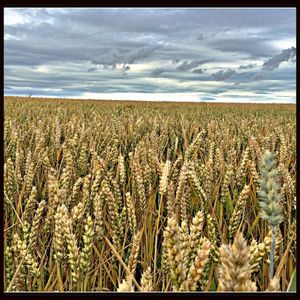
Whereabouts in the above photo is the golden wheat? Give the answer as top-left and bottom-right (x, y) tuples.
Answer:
(3, 96), (295, 292)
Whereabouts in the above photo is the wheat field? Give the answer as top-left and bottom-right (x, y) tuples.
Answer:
(3, 96), (296, 292)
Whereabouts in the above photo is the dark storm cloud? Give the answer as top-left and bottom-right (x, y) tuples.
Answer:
(4, 8), (296, 102)
(197, 34), (205, 40)
(262, 47), (296, 71)
(151, 68), (165, 76)
(192, 68), (205, 74)
(87, 67), (97, 72)
(253, 72), (270, 80)
(238, 64), (256, 69)
(122, 65), (131, 72)
(177, 60), (211, 72)
(90, 46), (158, 66)
(4, 38), (89, 66)
(208, 38), (279, 57)
(212, 69), (236, 81)
(253, 68), (295, 81)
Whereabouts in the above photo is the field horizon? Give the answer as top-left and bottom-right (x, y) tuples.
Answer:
(4, 95), (297, 106)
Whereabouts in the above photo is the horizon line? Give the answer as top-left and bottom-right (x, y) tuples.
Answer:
(4, 95), (296, 105)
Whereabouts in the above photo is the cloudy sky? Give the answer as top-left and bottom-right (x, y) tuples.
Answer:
(4, 8), (296, 102)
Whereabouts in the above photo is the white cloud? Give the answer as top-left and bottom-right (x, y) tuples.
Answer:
(4, 9), (29, 25)
(270, 38), (296, 51)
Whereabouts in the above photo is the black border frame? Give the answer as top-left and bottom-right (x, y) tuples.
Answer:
(1, 2), (298, 299)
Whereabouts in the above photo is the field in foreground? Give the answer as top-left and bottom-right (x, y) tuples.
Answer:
(4, 96), (296, 292)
